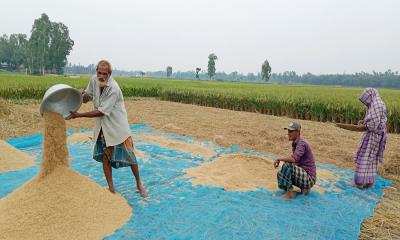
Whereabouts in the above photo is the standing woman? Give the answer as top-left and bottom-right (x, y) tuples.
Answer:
(353, 88), (387, 188)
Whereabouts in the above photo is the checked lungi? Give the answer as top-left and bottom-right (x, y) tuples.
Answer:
(277, 162), (315, 191)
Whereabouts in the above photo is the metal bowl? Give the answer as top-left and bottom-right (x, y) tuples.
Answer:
(40, 84), (82, 118)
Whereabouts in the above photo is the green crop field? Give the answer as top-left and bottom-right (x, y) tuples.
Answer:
(1, 74), (399, 133)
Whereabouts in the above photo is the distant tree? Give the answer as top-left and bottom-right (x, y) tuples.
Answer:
(47, 22), (74, 74)
(195, 67), (201, 79)
(26, 13), (74, 75)
(247, 72), (256, 81)
(207, 53), (217, 79)
(166, 66), (172, 78)
(228, 71), (238, 81)
(64, 63), (95, 74)
(261, 59), (272, 81)
(27, 13), (52, 75)
(13, 34), (28, 70)
(0, 34), (27, 71)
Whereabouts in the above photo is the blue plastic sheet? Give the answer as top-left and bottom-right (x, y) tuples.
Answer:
(1, 124), (391, 240)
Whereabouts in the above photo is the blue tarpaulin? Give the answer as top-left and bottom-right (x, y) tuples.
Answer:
(1, 124), (391, 240)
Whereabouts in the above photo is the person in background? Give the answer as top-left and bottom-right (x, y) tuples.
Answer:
(274, 122), (316, 199)
(342, 88), (387, 189)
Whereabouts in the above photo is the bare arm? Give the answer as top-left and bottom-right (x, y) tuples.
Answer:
(66, 110), (104, 120)
(82, 77), (94, 103)
(274, 156), (296, 168)
(278, 156), (296, 163)
(335, 123), (366, 132)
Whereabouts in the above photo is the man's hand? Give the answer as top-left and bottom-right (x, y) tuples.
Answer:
(274, 159), (280, 169)
(82, 91), (92, 103)
(66, 111), (80, 120)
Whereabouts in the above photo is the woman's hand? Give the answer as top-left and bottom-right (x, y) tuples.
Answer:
(357, 120), (364, 126)
(357, 124), (367, 131)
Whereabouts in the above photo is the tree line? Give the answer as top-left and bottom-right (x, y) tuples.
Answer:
(0, 13), (74, 75)
(65, 63), (400, 88)
(269, 70), (400, 88)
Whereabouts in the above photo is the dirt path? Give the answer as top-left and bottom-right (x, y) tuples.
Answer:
(0, 98), (399, 239)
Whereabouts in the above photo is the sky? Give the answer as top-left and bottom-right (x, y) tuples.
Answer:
(1, 0), (399, 74)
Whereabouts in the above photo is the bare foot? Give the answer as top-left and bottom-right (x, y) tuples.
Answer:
(281, 191), (296, 200)
(357, 183), (373, 189)
(301, 189), (310, 195)
(366, 183), (374, 188)
(356, 184), (368, 190)
(108, 187), (116, 194)
(350, 182), (366, 189)
(137, 185), (148, 198)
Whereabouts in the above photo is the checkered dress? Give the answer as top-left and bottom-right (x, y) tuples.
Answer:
(93, 130), (137, 169)
(354, 88), (387, 185)
(277, 163), (316, 191)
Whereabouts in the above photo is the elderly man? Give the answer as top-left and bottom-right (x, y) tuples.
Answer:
(274, 122), (316, 199)
(67, 60), (147, 197)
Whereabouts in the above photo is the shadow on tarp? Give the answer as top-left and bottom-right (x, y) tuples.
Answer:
(2, 124), (391, 240)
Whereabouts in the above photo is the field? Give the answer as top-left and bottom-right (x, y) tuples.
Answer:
(1, 74), (400, 239)
(1, 98), (399, 239)
(1, 74), (400, 133)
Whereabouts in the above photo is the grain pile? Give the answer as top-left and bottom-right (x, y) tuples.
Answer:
(0, 112), (132, 240)
(186, 153), (340, 193)
(0, 140), (35, 172)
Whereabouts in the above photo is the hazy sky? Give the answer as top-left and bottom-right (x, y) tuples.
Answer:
(1, 0), (399, 74)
